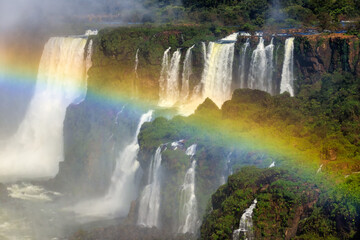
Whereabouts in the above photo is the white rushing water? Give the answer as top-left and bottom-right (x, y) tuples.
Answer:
(190, 43), (206, 100)
(137, 146), (163, 227)
(317, 164), (323, 174)
(248, 37), (275, 95)
(201, 42), (207, 63)
(280, 37), (295, 96)
(159, 48), (182, 107)
(239, 39), (250, 89)
(178, 144), (198, 234)
(0, 36), (89, 181)
(181, 45), (195, 100)
(233, 199), (257, 240)
(201, 33), (237, 107)
(71, 110), (153, 219)
(135, 48), (139, 78)
(7, 183), (61, 202)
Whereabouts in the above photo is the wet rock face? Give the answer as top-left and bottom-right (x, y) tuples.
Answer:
(294, 34), (360, 85)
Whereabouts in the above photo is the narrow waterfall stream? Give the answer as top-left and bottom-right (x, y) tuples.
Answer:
(181, 45), (195, 100)
(233, 199), (258, 240)
(71, 111), (153, 218)
(137, 147), (163, 227)
(159, 48), (182, 107)
(239, 39), (250, 89)
(248, 37), (275, 94)
(280, 37), (295, 96)
(178, 144), (198, 234)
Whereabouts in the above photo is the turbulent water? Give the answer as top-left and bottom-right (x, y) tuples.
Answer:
(201, 34), (237, 107)
(0, 36), (89, 181)
(137, 147), (163, 227)
(71, 111), (153, 219)
(178, 144), (198, 234)
(7, 183), (61, 202)
(232, 199), (258, 240)
(280, 37), (295, 96)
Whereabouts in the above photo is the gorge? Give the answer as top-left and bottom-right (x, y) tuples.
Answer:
(0, 23), (359, 240)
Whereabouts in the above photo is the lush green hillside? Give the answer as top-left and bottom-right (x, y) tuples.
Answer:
(116, 0), (360, 30)
(201, 167), (360, 239)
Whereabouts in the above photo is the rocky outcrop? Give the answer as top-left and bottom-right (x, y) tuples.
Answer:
(294, 34), (360, 85)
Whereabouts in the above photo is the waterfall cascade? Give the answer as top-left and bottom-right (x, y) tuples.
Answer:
(70, 111), (153, 218)
(239, 39), (250, 89)
(181, 45), (195, 100)
(137, 147), (163, 227)
(157, 35), (296, 115)
(191, 42), (207, 96)
(201, 42), (207, 63)
(200, 33), (238, 107)
(233, 199), (258, 240)
(103, 110), (153, 216)
(280, 37), (295, 96)
(248, 37), (275, 95)
(159, 48), (182, 107)
(178, 144), (198, 234)
(0, 36), (90, 181)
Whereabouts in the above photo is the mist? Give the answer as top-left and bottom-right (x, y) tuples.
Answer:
(0, 0), (149, 33)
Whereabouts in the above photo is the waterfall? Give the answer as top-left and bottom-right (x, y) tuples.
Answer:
(192, 42), (207, 96)
(233, 199), (257, 240)
(317, 164), (323, 174)
(101, 111), (153, 215)
(178, 144), (198, 233)
(201, 42), (207, 63)
(159, 48), (182, 107)
(181, 45), (195, 100)
(137, 147), (163, 228)
(135, 48), (139, 78)
(0, 37), (89, 181)
(201, 33), (237, 107)
(239, 39), (250, 89)
(159, 47), (171, 104)
(269, 162), (275, 168)
(74, 39), (93, 105)
(280, 37), (295, 96)
(248, 37), (275, 95)
(70, 111), (153, 218)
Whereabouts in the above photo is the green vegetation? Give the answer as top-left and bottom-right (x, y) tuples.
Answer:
(88, 25), (236, 101)
(136, 71), (360, 238)
(111, 0), (360, 30)
(200, 167), (359, 239)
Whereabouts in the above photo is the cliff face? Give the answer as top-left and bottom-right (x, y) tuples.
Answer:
(86, 27), (360, 101)
(54, 26), (360, 208)
(294, 34), (360, 86)
(87, 26), (229, 102)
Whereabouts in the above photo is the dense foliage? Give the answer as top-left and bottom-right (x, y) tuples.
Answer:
(137, 73), (360, 239)
(114, 0), (360, 29)
(201, 167), (360, 239)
